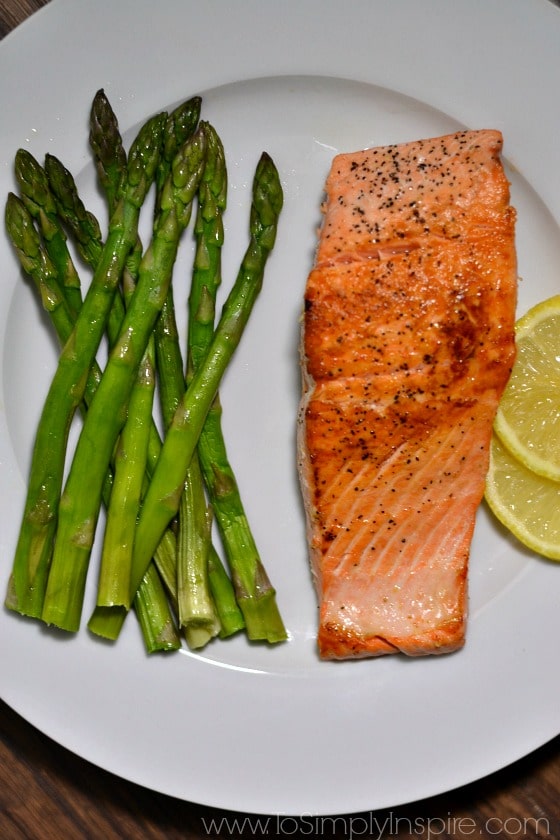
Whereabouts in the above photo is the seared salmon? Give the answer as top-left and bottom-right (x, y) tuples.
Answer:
(298, 130), (517, 659)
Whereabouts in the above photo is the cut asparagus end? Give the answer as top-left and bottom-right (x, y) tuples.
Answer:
(207, 547), (245, 638)
(87, 605), (127, 641)
(184, 617), (221, 651)
(237, 590), (288, 644)
(134, 565), (181, 653)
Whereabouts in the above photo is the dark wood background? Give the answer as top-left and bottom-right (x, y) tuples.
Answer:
(1, 1), (560, 837)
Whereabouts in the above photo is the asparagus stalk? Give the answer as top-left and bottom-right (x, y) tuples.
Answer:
(86, 91), (186, 476)
(87, 97), (162, 616)
(197, 401), (286, 641)
(4, 194), (108, 475)
(177, 469), (219, 649)
(9, 186), (177, 650)
(5, 112), (166, 621)
(4, 193), (85, 364)
(186, 121), (227, 376)
(152, 98), (203, 428)
(4, 190), (134, 603)
(184, 123), (247, 639)
(83, 96), (181, 646)
(4, 189), (122, 545)
(41, 126), (207, 632)
(14, 149), (82, 316)
(97, 335), (156, 608)
(48, 106), (179, 646)
(152, 98), (201, 421)
(45, 151), (166, 479)
(88, 88), (146, 357)
(186, 125), (284, 641)
(44, 153), (105, 273)
(126, 152), (284, 623)
(89, 88), (127, 215)
(157, 96), (202, 199)
(153, 119), (226, 646)
(133, 563), (181, 652)
(207, 546), (245, 638)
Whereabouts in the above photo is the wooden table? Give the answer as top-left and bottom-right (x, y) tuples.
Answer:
(1, 1), (560, 837)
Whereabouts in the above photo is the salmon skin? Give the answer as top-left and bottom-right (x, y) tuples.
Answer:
(298, 130), (517, 660)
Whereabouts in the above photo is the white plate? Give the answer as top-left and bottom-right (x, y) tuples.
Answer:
(1, 0), (560, 817)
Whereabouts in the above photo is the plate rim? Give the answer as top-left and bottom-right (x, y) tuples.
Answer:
(1, 0), (560, 816)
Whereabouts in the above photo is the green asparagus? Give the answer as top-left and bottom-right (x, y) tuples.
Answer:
(14, 149), (82, 316)
(97, 333), (157, 609)
(41, 126), (207, 631)
(133, 562), (181, 652)
(6, 89), (288, 657)
(154, 119), (225, 646)
(187, 126), (285, 642)
(177, 467), (219, 649)
(126, 152), (284, 629)
(207, 546), (245, 638)
(44, 151), (130, 362)
(157, 96), (202, 200)
(3, 190), (121, 546)
(84, 93), (183, 646)
(45, 149), (166, 479)
(5, 112), (166, 621)
(89, 89), (127, 215)
(44, 152), (105, 272)
(5, 193), (82, 358)
(182, 122), (247, 640)
(45, 144), (176, 649)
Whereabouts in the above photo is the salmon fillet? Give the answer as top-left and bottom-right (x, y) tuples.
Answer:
(298, 129), (517, 659)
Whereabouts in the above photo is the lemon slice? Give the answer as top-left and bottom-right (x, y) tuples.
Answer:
(485, 433), (560, 560)
(494, 294), (560, 481)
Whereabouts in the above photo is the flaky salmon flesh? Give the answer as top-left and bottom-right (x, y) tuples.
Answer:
(298, 130), (517, 659)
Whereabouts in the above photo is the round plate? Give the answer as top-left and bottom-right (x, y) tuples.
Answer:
(1, 0), (560, 816)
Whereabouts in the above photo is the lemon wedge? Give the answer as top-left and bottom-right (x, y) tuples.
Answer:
(494, 294), (560, 481)
(485, 433), (560, 560)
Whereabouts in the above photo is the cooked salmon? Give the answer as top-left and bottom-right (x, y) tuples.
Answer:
(298, 129), (517, 659)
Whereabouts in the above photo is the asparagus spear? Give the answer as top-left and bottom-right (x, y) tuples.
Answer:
(87, 92), (181, 644)
(41, 126), (207, 632)
(6, 112), (166, 621)
(87, 123), (243, 644)
(88, 94), (201, 647)
(126, 152), (284, 631)
(44, 153), (105, 272)
(186, 121), (227, 377)
(4, 191), (136, 607)
(207, 546), (245, 638)
(97, 340), (156, 609)
(152, 98), (203, 428)
(45, 151), (166, 479)
(4, 193), (83, 361)
(89, 89), (127, 215)
(86, 96), (168, 621)
(14, 204), (177, 649)
(4, 195), (109, 491)
(157, 96), (202, 199)
(153, 118), (226, 646)
(133, 563), (181, 652)
(183, 123), (248, 639)
(85, 91), (181, 476)
(44, 151), (129, 361)
(48, 106), (178, 646)
(187, 128), (285, 642)
(177, 468), (219, 649)
(14, 149), (82, 316)
(3, 190), (119, 542)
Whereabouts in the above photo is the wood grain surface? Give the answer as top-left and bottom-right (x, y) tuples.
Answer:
(1, 1), (560, 838)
